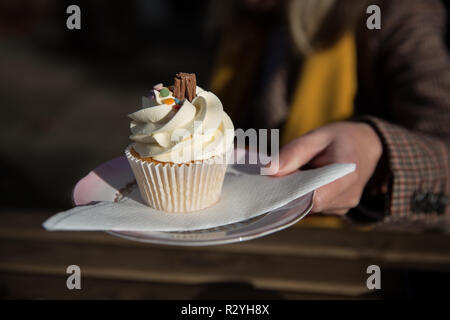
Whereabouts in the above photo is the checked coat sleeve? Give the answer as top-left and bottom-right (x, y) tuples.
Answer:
(356, 0), (450, 225)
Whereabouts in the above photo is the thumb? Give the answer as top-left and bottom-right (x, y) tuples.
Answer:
(272, 130), (331, 176)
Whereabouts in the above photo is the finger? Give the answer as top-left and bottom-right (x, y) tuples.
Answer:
(273, 131), (331, 176)
(311, 171), (358, 212)
(325, 184), (362, 212)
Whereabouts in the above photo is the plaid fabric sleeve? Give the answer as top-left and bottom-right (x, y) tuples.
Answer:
(361, 116), (449, 225)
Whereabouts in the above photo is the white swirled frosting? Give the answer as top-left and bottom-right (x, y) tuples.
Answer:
(129, 86), (234, 163)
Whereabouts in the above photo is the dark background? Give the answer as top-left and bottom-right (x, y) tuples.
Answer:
(0, 0), (216, 209)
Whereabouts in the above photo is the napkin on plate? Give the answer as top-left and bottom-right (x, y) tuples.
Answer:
(43, 163), (355, 232)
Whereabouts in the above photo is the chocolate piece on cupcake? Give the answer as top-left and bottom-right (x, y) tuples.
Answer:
(173, 72), (197, 102)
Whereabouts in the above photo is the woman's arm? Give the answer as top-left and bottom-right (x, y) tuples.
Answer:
(271, 0), (450, 225)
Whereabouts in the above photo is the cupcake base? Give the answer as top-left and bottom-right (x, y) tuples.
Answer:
(125, 146), (228, 212)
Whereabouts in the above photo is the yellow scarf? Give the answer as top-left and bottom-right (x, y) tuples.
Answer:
(281, 31), (356, 145)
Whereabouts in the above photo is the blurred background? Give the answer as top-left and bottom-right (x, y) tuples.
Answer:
(1, 0), (450, 300)
(0, 0), (217, 208)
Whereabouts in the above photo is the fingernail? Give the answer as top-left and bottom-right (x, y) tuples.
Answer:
(263, 159), (282, 175)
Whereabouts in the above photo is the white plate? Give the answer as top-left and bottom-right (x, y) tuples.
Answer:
(73, 149), (313, 246)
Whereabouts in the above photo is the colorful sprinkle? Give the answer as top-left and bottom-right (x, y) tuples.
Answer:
(162, 98), (175, 105)
(159, 87), (170, 97)
(153, 83), (163, 91)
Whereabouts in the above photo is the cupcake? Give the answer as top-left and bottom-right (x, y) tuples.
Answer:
(125, 72), (234, 212)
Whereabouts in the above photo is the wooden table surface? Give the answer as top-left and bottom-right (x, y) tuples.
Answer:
(1, 209), (450, 299)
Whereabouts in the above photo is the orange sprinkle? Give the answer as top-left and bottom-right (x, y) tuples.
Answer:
(162, 98), (175, 105)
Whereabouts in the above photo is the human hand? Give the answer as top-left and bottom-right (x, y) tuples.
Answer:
(270, 122), (383, 215)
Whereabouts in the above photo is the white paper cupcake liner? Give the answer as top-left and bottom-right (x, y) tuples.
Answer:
(125, 146), (228, 212)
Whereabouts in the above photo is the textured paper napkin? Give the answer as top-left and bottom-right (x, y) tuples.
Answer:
(43, 163), (355, 232)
